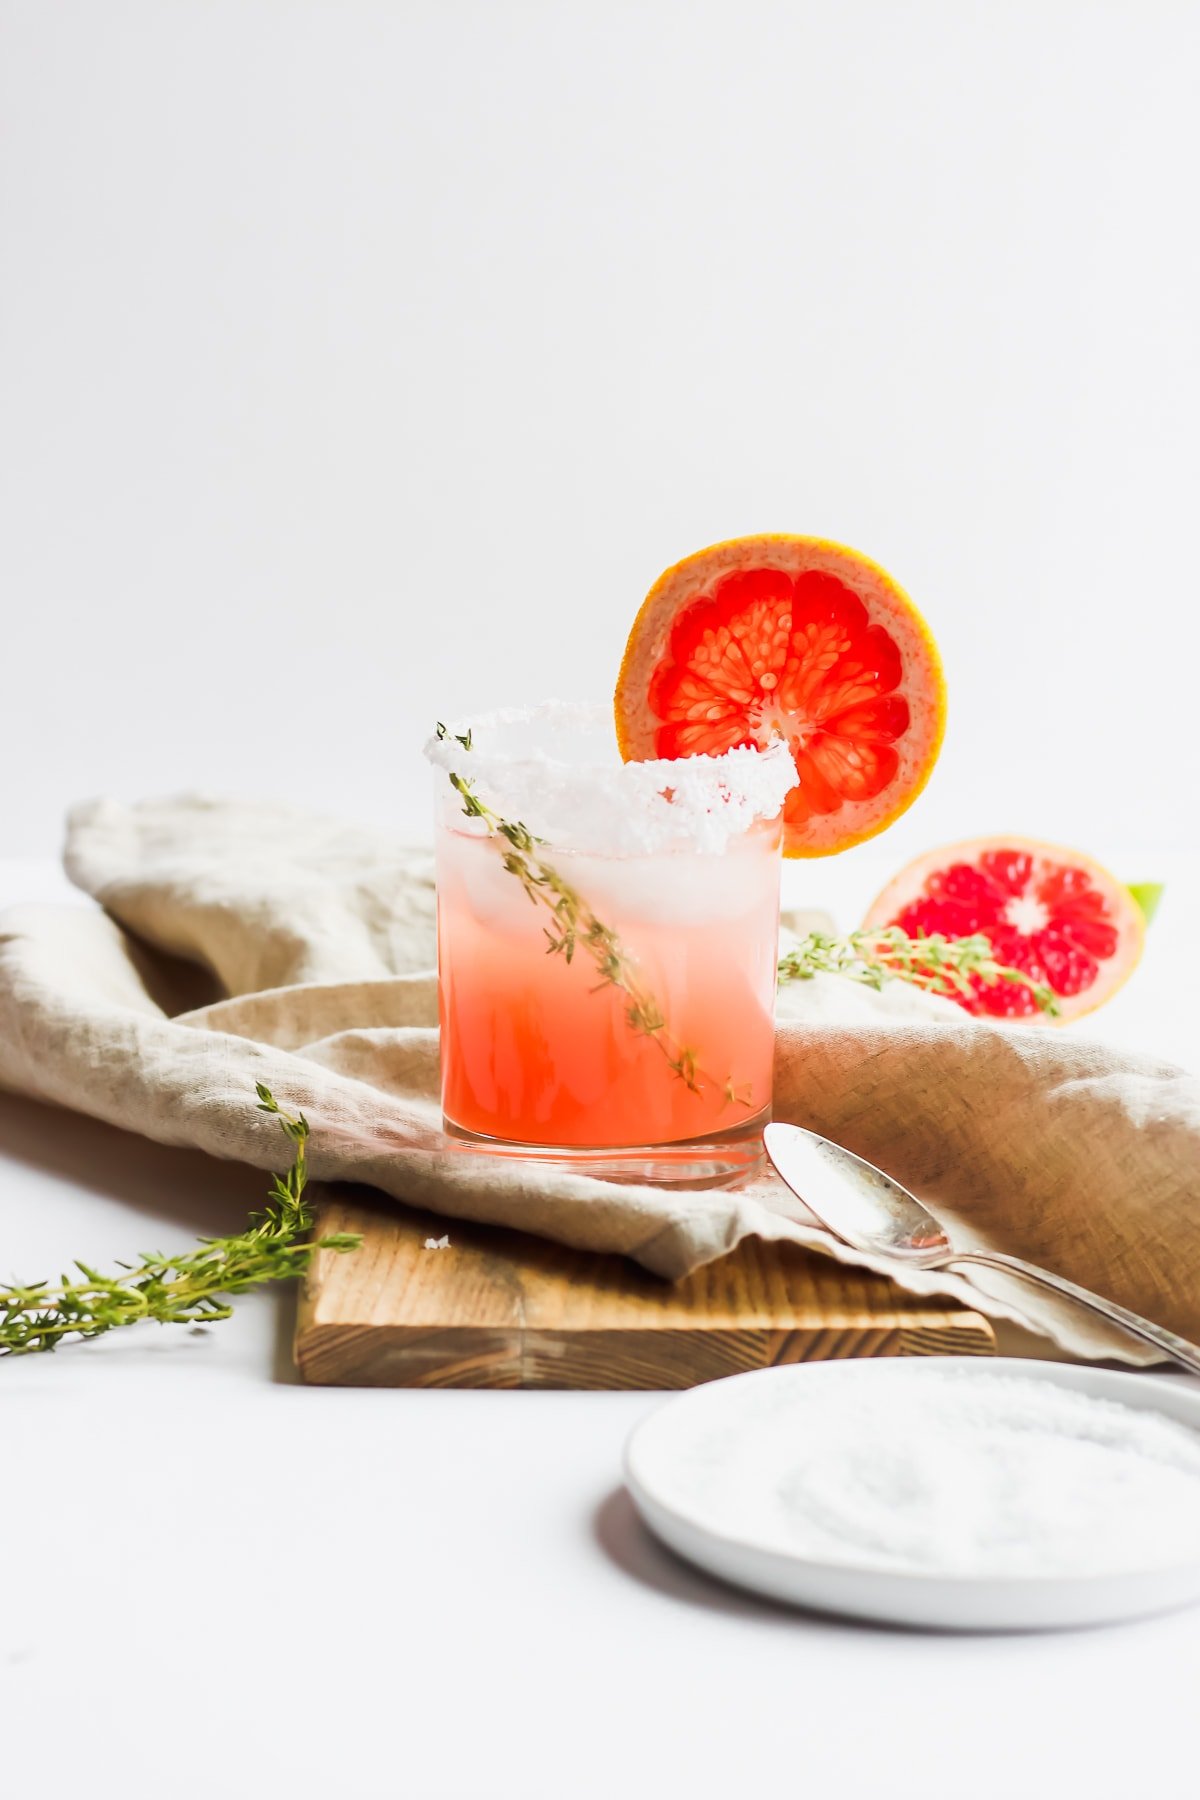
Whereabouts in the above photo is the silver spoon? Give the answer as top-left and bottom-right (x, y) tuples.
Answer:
(763, 1121), (1200, 1377)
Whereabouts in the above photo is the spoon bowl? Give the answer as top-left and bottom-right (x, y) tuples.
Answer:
(763, 1122), (952, 1261)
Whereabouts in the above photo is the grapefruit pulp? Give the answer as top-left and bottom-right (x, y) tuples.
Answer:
(864, 836), (1145, 1021)
(615, 535), (946, 857)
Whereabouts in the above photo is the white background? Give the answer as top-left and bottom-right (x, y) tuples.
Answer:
(3, 7), (1200, 1798)
(3, 0), (1198, 871)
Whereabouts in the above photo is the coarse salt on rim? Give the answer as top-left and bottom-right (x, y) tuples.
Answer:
(423, 701), (795, 856)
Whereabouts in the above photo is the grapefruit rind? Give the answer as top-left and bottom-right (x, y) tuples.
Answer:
(614, 534), (947, 859)
(863, 835), (1146, 1024)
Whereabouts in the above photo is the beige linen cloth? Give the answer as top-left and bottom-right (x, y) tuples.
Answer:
(1, 795), (1198, 1366)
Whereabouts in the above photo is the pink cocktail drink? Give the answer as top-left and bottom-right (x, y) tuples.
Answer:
(436, 818), (782, 1147)
(426, 705), (793, 1179)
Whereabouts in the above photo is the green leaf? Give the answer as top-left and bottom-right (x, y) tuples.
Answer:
(1128, 882), (1165, 926)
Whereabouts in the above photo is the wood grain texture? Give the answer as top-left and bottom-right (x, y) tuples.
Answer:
(295, 1187), (995, 1388)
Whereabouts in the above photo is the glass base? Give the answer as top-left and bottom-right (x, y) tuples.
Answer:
(441, 1107), (769, 1189)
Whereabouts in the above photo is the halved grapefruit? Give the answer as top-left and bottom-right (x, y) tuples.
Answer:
(864, 836), (1145, 1022)
(615, 535), (946, 857)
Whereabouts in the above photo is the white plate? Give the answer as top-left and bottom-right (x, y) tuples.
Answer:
(624, 1358), (1200, 1631)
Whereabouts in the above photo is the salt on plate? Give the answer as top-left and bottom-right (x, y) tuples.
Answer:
(649, 1367), (1200, 1581)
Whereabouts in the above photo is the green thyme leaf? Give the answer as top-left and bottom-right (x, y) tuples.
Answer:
(0, 1088), (360, 1357)
(777, 927), (1060, 1017)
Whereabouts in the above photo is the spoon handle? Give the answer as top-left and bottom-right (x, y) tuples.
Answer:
(947, 1250), (1200, 1377)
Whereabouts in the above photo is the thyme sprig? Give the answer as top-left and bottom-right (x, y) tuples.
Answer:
(0, 1086), (361, 1357)
(436, 723), (727, 1096)
(777, 927), (1060, 1016)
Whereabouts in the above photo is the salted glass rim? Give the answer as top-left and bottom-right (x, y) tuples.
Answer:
(423, 701), (795, 856)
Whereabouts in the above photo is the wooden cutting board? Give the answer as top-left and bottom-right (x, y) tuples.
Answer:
(295, 1187), (995, 1388)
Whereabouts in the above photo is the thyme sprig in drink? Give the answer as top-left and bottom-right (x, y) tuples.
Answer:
(426, 705), (793, 1179)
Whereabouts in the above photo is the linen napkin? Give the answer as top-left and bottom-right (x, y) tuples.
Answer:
(1, 794), (1197, 1367)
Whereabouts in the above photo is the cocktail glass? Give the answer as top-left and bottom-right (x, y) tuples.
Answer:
(424, 704), (794, 1186)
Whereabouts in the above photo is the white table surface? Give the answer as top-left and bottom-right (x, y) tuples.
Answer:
(4, 5), (1198, 1790)
(3, 855), (1198, 1800)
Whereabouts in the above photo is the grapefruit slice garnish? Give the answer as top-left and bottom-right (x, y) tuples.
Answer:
(615, 535), (947, 856)
(863, 836), (1145, 1022)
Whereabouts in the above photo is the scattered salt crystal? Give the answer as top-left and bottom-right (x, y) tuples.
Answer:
(423, 1235), (450, 1251)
